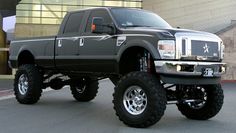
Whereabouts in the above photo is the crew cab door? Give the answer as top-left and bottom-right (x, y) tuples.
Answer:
(55, 11), (85, 70)
(79, 9), (117, 73)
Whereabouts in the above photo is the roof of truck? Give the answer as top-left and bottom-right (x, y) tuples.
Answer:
(68, 7), (142, 14)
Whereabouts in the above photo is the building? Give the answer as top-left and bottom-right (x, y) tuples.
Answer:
(143, 0), (236, 80)
(15, 0), (142, 38)
(143, 0), (236, 33)
(0, 0), (21, 75)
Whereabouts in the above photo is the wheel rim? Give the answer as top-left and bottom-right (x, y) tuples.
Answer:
(18, 74), (29, 95)
(74, 78), (87, 93)
(123, 85), (147, 115)
(76, 85), (86, 93)
(187, 86), (207, 109)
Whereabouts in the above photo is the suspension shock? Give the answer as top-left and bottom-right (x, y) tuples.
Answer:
(139, 50), (152, 73)
(147, 52), (151, 73)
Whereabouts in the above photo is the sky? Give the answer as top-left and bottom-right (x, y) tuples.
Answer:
(3, 15), (16, 32)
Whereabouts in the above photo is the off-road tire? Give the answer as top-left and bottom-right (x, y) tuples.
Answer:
(14, 64), (43, 104)
(177, 84), (224, 120)
(113, 72), (167, 128)
(70, 78), (99, 102)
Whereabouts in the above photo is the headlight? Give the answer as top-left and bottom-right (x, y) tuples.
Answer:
(158, 40), (175, 59)
(220, 41), (224, 59)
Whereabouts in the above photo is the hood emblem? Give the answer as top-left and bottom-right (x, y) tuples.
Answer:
(203, 43), (209, 53)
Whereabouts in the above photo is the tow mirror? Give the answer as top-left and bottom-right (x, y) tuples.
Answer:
(91, 17), (104, 33)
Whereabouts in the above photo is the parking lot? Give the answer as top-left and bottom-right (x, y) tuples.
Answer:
(0, 79), (235, 133)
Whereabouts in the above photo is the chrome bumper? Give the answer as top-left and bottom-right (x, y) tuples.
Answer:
(154, 61), (226, 77)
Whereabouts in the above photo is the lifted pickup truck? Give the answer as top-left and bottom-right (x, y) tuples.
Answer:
(9, 7), (226, 128)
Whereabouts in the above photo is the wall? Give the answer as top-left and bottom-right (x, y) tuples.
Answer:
(0, 28), (7, 74)
(217, 25), (236, 80)
(0, 14), (2, 28)
(143, 0), (236, 80)
(143, 0), (236, 33)
(15, 23), (59, 38)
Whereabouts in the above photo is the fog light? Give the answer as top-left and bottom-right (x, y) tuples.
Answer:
(177, 65), (181, 71)
(221, 66), (226, 73)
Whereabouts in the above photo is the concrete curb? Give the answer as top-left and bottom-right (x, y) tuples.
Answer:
(0, 88), (53, 101)
(221, 80), (236, 83)
(0, 75), (14, 79)
(0, 89), (14, 97)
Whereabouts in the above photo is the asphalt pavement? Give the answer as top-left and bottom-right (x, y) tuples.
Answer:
(0, 79), (235, 133)
(0, 79), (13, 91)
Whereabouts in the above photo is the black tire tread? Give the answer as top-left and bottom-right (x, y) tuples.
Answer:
(177, 84), (224, 120)
(113, 72), (166, 128)
(14, 64), (43, 104)
(70, 79), (99, 102)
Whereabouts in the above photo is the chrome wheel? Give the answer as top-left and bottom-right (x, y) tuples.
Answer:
(187, 86), (207, 109)
(76, 85), (86, 93)
(177, 84), (223, 120)
(70, 78), (99, 102)
(18, 74), (29, 95)
(14, 64), (43, 104)
(113, 72), (167, 127)
(123, 85), (147, 115)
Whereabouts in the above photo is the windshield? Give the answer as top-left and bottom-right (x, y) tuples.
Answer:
(111, 8), (172, 29)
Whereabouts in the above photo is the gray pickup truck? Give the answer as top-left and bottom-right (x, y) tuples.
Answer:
(9, 7), (226, 128)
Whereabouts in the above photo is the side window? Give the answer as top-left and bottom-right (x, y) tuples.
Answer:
(64, 12), (84, 34)
(85, 9), (112, 33)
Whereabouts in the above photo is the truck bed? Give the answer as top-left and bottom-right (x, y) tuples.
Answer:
(9, 36), (56, 68)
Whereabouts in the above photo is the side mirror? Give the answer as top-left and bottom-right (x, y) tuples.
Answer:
(91, 17), (104, 34)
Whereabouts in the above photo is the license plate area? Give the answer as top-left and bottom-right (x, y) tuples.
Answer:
(202, 68), (214, 77)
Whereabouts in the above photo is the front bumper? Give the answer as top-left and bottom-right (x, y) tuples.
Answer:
(154, 60), (226, 84)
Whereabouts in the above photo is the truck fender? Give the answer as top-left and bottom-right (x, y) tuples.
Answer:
(117, 39), (161, 62)
(17, 46), (36, 61)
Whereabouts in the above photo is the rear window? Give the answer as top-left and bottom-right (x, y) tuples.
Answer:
(64, 12), (84, 33)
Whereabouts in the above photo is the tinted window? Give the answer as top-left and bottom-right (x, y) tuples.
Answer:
(85, 9), (112, 32)
(64, 12), (84, 33)
(111, 8), (171, 29)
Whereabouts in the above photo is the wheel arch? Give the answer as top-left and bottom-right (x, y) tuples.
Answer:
(117, 40), (160, 75)
(117, 40), (160, 62)
(17, 50), (35, 67)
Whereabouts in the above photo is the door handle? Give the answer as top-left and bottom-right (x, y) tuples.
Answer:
(58, 40), (62, 47)
(80, 38), (84, 46)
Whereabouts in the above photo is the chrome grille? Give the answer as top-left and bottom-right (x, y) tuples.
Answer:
(191, 40), (219, 57)
(182, 39), (186, 55)
(175, 32), (221, 61)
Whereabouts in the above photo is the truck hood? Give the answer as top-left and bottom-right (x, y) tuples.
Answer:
(121, 27), (221, 41)
(121, 27), (223, 61)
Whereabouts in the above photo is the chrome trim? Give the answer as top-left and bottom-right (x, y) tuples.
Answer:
(11, 38), (54, 43)
(175, 32), (222, 60)
(11, 34), (153, 44)
(154, 60), (226, 77)
(57, 36), (80, 41)
(123, 85), (147, 115)
(18, 74), (29, 95)
(57, 34), (153, 41)
(155, 61), (226, 66)
(220, 41), (225, 59)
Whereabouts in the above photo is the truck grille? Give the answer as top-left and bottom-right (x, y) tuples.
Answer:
(175, 32), (221, 61)
(191, 40), (219, 57)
